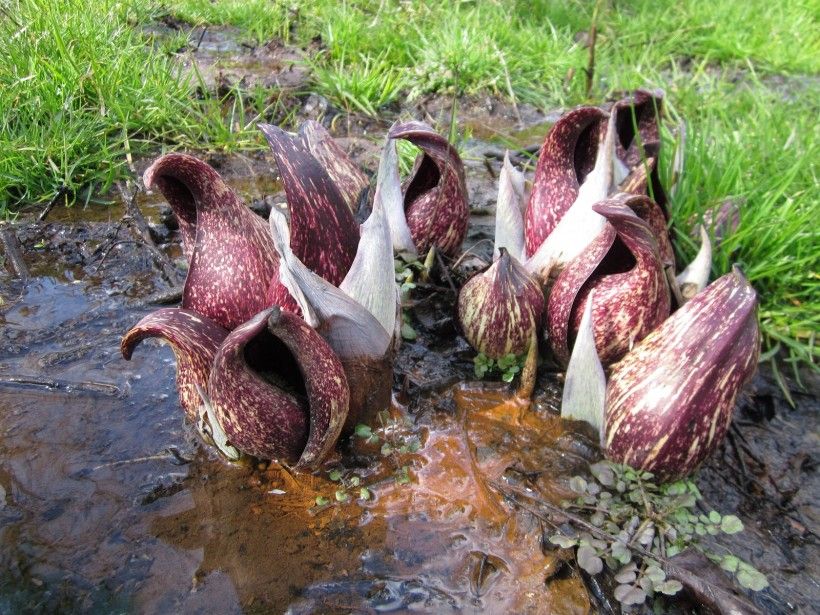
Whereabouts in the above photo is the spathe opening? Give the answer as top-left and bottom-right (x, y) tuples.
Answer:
(153, 175), (198, 229)
(243, 328), (308, 403)
(573, 120), (602, 186)
(404, 153), (440, 208)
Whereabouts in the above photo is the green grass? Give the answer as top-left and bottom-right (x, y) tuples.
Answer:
(0, 0), (289, 212)
(2, 0), (817, 366)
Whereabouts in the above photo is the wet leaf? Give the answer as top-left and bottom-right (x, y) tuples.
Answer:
(615, 563), (638, 584)
(381, 442), (393, 456)
(349, 476), (361, 487)
(355, 424), (372, 438)
(315, 495), (329, 506)
(401, 321), (417, 340)
(720, 555), (740, 573)
(328, 469), (342, 482)
(335, 489), (350, 502)
(737, 563), (769, 591)
(569, 476), (588, 494)
(549, 534), (578, 549)
(359, 487), (371, 501)
(720, 515), (743, 534)
(655, 580), (683, 595)
(614, 584), (646, 605)
(590, 462), (615, 486)
(645, 565), (666, 584)
(577, 545), (603, 574)
(612, 542), (631, 564)
(708, 510), (721, 524)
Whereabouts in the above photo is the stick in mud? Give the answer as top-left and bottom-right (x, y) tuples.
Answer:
(117, 182), (184, 286)
(37, 185), (68, 222)
(0, 226), (30, 281)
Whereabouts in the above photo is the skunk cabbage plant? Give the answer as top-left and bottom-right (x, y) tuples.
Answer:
(386, 121), (469, 257)
(268, 176), (398, 431)
(123, 123), (398, 468)
(562, 269), (759, 481)
(520, 90), (672, 283)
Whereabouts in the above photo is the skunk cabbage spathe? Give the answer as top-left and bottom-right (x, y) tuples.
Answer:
(259, 123), (361, 309)
(604, 268), (759, 480)
(546, 196), (671, 366)
(457, 248), (544, 359)
(388, 121), (469, 257)
(121, 308), (228, 422)
(209, 307), (349, 468)
(297, 120), (369, 214)
(144, 154), (279, 330)
(521, 90), (672, 282)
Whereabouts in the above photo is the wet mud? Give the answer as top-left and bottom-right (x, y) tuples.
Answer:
(1, 25), (818, 615)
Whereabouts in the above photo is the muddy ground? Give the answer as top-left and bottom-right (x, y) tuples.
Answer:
(1, 25), (817, 615)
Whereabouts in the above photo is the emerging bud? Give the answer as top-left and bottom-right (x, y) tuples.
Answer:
(457, 248), (545, 359)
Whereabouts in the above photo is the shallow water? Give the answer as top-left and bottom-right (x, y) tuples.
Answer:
(0, 262), (593, 613)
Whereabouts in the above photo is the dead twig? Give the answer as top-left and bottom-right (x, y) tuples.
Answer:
(0, 375), (122, 397)
(117, 182), (183, 285)
(37, 185), (68, 222)
(137, 286), (185, 307)
(434, 250), (458, 295)
(0, 226), (30, 281)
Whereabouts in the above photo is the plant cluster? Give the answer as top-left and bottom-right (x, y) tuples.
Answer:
(473, 351), (527, 382)
(549, 461), (768, 607)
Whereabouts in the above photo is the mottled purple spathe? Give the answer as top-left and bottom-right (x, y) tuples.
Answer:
(547, 195), (670, 366)
(604, 269), (759, 481)
(389, 121), (469, 256)
(298, 120), (369, 214)
(259, 124), (360, 309)
(524, 106), (607, 258)
(210, 307), (349, 468)
(121, 308), (228, 422)
(144, 154), (279, 331)
(458, 249), (545, 359)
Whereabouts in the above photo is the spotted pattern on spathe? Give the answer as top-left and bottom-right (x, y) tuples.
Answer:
(260, 124), (360, 309)
(299, 120), (369, 215)
(548, 196), (671, 366)
(145, 154), (280, 331)
(121, 308), (228, 422)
